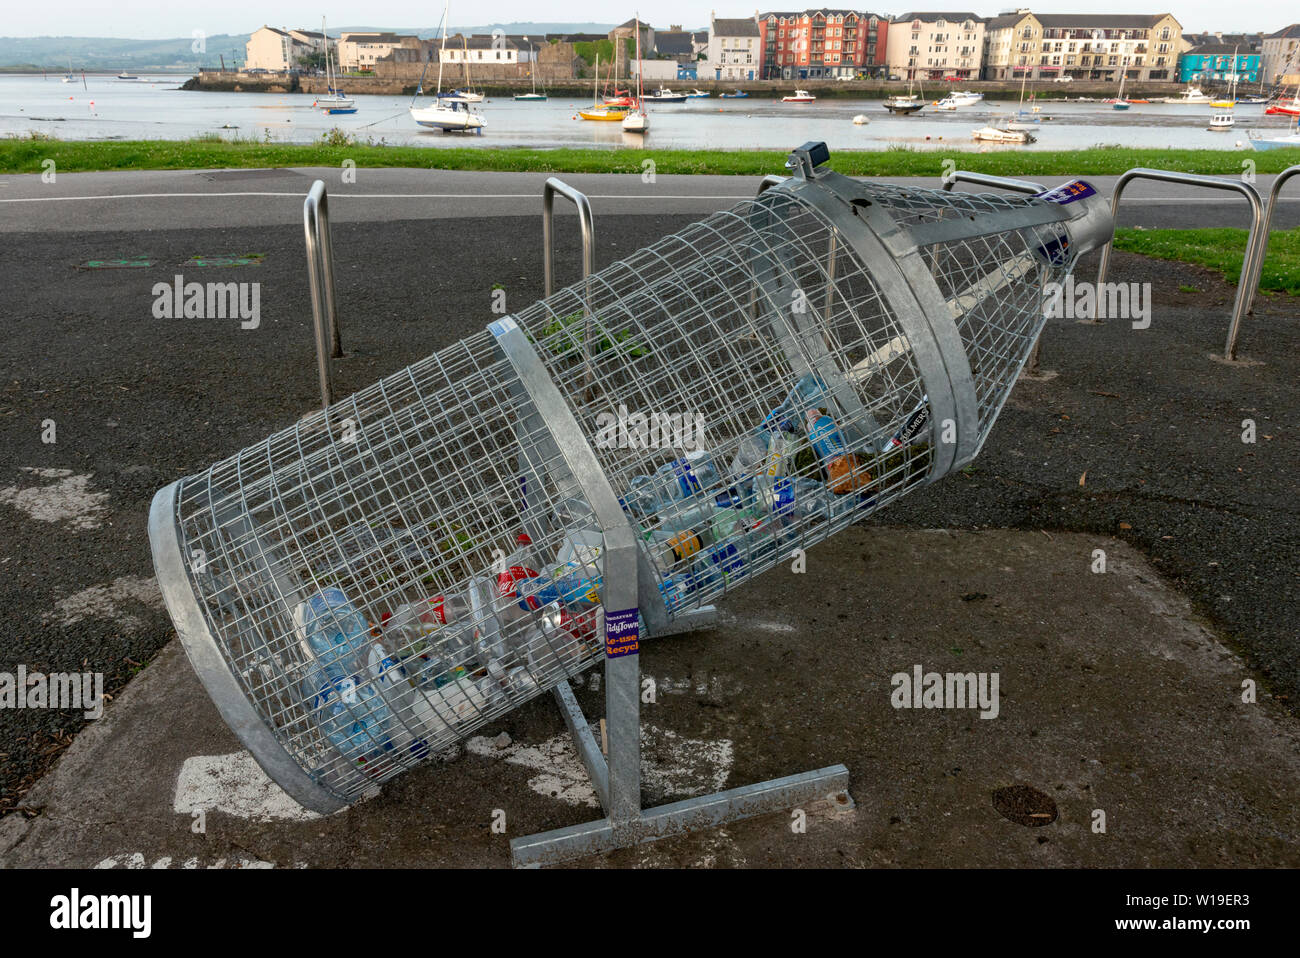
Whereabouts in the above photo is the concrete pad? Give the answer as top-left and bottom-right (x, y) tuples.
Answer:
(3, 526), (1297, 869)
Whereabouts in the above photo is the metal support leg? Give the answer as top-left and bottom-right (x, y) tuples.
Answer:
(489, 315), (851, 868)
(304, 180), (343, 408)
(543, 177), (597, 389)
(1096, 168), (1264, 361)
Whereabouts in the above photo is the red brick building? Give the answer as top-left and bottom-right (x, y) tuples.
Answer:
(759, 9), (889, 80)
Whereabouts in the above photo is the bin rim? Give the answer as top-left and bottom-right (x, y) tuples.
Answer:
(148, 480), (349, 815)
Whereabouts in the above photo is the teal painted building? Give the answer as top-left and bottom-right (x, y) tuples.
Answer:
(1180, 44), (1261, 83)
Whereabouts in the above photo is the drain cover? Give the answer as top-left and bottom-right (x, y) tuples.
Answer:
(992, 785), (1058, 827)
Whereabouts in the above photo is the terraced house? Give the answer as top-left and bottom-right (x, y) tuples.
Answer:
(758, 10), (890, 81)
(1262, 24), (1300, 85)
(982, 11), (1182, 82)
(885, 12), (983, 81)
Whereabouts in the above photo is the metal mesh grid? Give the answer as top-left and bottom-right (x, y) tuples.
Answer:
(159, 176), (1085, 805)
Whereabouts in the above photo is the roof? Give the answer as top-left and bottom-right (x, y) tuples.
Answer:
(289, 29), (328, 39)
(1032, 14), (1175, 29)
(983, 13), (1030, 30)
(455, 34), (519, 49)
(1267, 24), (1300, 39)
(258, 26), (290, 37)
(712, 17), (761, 37)
(761, 9), (884, 20)
(340, 32), (410, 43)
(655, 31), (697, 56)
(1187, 43), (1255, 55)
(893, 13), (983, 23)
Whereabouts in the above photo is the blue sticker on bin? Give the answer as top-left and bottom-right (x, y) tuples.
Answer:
(1037, 180), (1095, 205)
(605, 607), (640, 658)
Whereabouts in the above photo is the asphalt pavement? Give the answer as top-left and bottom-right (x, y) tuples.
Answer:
(0, 167), (1295, 865)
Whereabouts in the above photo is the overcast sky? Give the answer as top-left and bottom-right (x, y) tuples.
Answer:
(0, 0), (1290, 38)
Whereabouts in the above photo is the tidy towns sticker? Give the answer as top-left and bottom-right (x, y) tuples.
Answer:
(605, 608), (640, 658)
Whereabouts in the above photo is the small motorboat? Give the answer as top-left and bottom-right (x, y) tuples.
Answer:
(1160, 86), (1213, 105)
(116, 73), (140, 81)
(686, 88), (711, 98)
(782, 89), (816, 103)
(1208, 111), (1235, 130)
(1248, 129), (1300, 150)
(645, 87), (688, 102)
(514, 92), (547, 101)
(852, 114), (868, 125)
(719, 89), (749, 98)
(971, 125), (1035, 144)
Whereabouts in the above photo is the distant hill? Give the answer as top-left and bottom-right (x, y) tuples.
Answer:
(0, 25), (621, 71)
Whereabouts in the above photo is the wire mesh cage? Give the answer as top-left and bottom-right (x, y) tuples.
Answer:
(149, 145), (1112, 813)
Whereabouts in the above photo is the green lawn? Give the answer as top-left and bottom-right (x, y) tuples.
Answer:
(1113, 227), (1300, 295)
(2, 135), (1299, 178)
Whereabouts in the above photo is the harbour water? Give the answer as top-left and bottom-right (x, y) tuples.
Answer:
(1, 73), (1292, 152)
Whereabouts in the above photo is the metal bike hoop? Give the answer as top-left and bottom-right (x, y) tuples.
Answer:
(1096, 168), (1264, 361)
(1242, 164), (1300, 320)
(304, 180), (343, 408)
(942, 170), (1047, 195)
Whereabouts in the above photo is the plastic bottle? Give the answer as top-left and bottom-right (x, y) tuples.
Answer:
(805, 408), (874, 495)
(753, 431), (795, 517)
(762, 373), (832, 433)
(300, 665), (394, 767)
(294, 588), (371, 675)
(621, 450), (722, 516)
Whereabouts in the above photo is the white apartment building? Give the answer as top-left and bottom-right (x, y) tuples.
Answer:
(245, 26), (332, 72)
(983, 11), (1181, 81)
(886, 12), (984, 81)
(337, 33), (415, 72)
(708, 14), (761, 81)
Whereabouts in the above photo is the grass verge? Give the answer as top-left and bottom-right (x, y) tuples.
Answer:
(2, 135), (1299, 178)
(1113, 227), (1300, 295)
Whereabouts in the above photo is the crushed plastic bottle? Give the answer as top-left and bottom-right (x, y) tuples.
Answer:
(805, 408), (873, 494)
(294, 588), (371, 674)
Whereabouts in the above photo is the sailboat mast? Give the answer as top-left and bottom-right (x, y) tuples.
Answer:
(436, 0), (448, 94)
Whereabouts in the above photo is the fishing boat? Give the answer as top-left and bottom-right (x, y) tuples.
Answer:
(1208, 111), (1234, 130)
(971, 125), (1035, 144)
(580, 54), (630, 120)
(116, 73), (140, 81)
(719, 89), (749, 98)
(514, 37), (547, 100)
(409, 3), (485, 132)
(645, 86), (688, 102)
(622, 15), (649, 134)
(686, 88), (711, 98)
(316, 17), (356, 114)
(782, 89), (816, 103)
